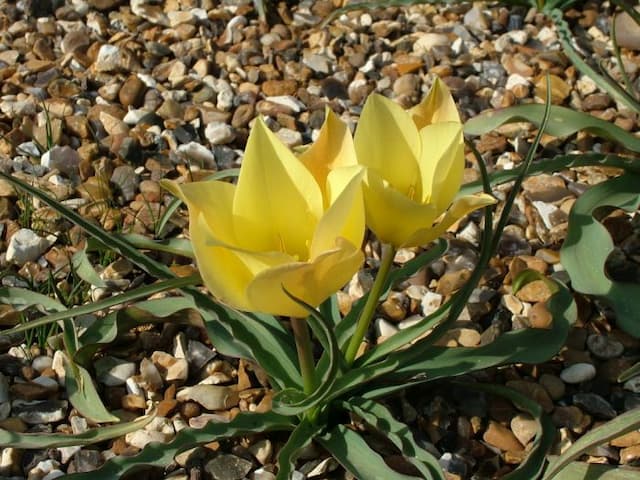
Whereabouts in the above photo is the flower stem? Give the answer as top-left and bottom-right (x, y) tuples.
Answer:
(291, 317), (316, 395)
(344, 243), (396, 367)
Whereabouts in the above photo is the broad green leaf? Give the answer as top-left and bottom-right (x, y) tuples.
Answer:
(464, 105), (640, 153)
(544, 408), (640, 480)
(546, 462), (640, 479)
(64, 358), (120, 423)
(455, 383), (555, 480)
(342, 398), (445, 480)
(120, 234), (194, 258)
(71, 248), (107, 287)
(275, 419), (322, 480)
(459, 153), (640, 197)
(319, 424), (422, 480)
(64, 411), (293, 480)
(0, 412), (153, 448)
(0, 287), (66, 313)
(560, 173), (640, 337)
(192, 291), (302, 391)
(331, 280), (575, 401)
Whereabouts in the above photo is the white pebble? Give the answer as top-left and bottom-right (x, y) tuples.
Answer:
(560, 363), (596, 384)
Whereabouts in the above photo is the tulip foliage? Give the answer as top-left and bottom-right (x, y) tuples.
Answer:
(0, 79), (577, 480)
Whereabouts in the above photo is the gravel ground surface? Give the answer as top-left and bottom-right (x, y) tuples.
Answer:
(0, 0), (640, 478)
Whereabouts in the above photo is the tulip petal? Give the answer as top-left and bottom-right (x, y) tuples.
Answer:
(409, 77), (460, 129)
(363, 169), (439, 248)
(418, 122), (464, 210)
(162, 179), (240, 247)
(310, 167), (364, 259)
(234, 118), (323, 259)
(403, 193), (497, 247)
(247, 239), (364, 317)
(298, 109), (358, 207)
(354, 94), (422, 199)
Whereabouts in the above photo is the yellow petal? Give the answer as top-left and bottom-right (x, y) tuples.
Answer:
(234, 117), (323, 259)
(418, 122), (464, 210)
(298, 108), (358, 207)
(162, 179), (239, 247)
(246, 239), (364, 316)
(403, 193), (497, 247)
(362, 169), (439, 248)
(409, 77), (460, 129)
(310, 167), (364, 259)
(354, 94), (422, 199)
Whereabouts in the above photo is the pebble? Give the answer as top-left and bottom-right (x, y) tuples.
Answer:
(176, 385), (239, 410)
(483, 421), (524, 452)
(12, 399), (68, 424)
(6, 229), (56, 266)
(204, 454), (253, 480)
(586, 334), (625, 359)
(623, 376), (640, 394)
(205, 122), (236, 145)
(95, 356), (137, 386)
(573, 393), (617, 420)
(560, 363), (597, 384)
(510, 414), (538, 446)
(178, 142), (216, 168)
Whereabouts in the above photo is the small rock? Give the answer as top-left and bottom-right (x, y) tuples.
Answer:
(111, 165), (139, 202)
(176, 385), (239, 410)
(483, 421), (524, 452)
(560, 363), (596, 384)
(6, 229), (56, 266)
(125, 429), (171, 449)
(539, 373), (565, 400)
(614, 10), (640, 50)
(178, 142), (215, 169)
(573, 393), (617, 419)
(506, 380), (554, 413)
(586, 334), (624, 359)
(205, 454), (253, 480)
(510, 413), (538, 446)
(12, 399), (68, 424)
(94, 44), (121, 72)
(41, 146), (80, 177)
(205, 122), (235, 145)
(95, 356), (136, 386)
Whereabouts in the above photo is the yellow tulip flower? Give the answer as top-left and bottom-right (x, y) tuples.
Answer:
(354, 78), (496, 248)
(162, 111), (365, 317)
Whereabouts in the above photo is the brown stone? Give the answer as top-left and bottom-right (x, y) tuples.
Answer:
(122, 394), (146, 411)
(529, 302), (553, 329)
(119, 75), (146, 108)
(483, 421), (524, 452)
(261, 79), (298, 97)
(436, 269), (471, 296)
(612, 430), (640, 448)
(156, 399), (178, 417)
(621, 444), (640, 464)
(515, 280), (553, 303)
(505, 380), (554, 413)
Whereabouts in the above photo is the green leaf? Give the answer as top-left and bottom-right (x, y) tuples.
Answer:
(120, 234), (194, 258)
(341, 398), (445, 480)
(544, 407), (640, 480)
(192, 292), (302, 391)
(464, 104), (640, 153)
(275, 419), (322, 480)
(454, 383), (555, 480)
(319, 424), (422, 480)
(0, 412), (154, 448)
(460, 153), (640, 198)
(0, 287), (66, 313)
(64, 411), (293, 480)
(545, 462), (640, 479)
(331, 280), (575, 401)
(71, 248), (107, 287)
(2, 275), (201, 336)
(64, 357), (120, 423)
(560, 173), (640, 337)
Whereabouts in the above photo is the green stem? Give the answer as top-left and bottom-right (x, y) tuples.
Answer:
(291, 317), (316, 395)
(344, 244), (396, 367)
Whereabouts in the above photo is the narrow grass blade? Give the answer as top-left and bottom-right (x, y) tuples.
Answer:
(0, 287), (66, 313)
(0, 412), (154, 448)
(2, 275), (201, 336)
(319, 424), (422, 480)
(544, 408), (640, 480)
(120, 234), (194, 258)
(63, 411), (293, 479)
(546, 462), (640, 479)
(342, 397), (445, 480)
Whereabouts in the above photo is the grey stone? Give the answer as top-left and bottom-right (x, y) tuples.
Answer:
(40, 146), (80, 177)
(586, 334), (625, 359)
(110, 165), (139, 202)
(560, 363), (596, 384)
(12, 399), (68, 424)
(205, 122), (235, 145)
(95, 356), (136, 386)
(573, 393), (617, 419)
(205, 454), (253, 480)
